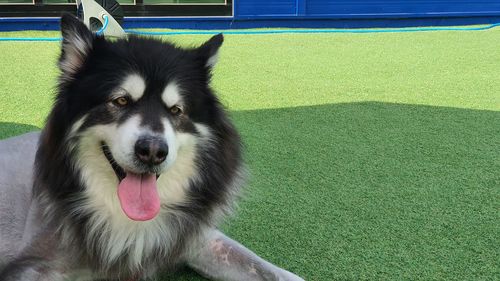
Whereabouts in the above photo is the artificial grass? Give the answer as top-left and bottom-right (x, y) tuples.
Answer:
(0, 28), (499, 280)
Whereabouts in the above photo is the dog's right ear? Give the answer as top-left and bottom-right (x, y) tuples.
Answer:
(59, 14), (94, 75)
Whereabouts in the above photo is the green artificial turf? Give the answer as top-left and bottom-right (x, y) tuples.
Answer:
(0, 27), (499, 280)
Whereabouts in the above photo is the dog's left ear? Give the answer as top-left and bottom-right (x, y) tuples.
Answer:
(196, 33), (224, 69)
(59, 13), (94, 75)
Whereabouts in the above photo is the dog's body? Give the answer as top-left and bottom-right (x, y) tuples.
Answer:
(0, 15), (303, 281)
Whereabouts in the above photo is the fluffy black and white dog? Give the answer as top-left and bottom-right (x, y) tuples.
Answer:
(0, 15), (304, 281)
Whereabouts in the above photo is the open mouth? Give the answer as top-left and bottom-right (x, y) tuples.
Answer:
(100, 142), (161, 221)
(101, 142), (126, 181)
(101, 142), (160, 181)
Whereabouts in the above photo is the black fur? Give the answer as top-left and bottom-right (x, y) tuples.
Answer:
(3, 14), (243, 280)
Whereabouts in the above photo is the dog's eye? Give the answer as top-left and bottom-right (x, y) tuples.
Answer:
(169, 105), (183, 116)
(112, 97), (129, 107)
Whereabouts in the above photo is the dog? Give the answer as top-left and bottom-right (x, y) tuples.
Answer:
(0, 14), (304, 281)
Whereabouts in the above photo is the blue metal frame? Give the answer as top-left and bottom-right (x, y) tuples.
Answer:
(2, 16), (500, 32)
(1, 0), (500, 31)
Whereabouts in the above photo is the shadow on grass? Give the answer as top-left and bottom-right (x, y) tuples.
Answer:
(0, 102), (498, 280)
(0, 122), (39, 140)
(172, 102), (499, 281)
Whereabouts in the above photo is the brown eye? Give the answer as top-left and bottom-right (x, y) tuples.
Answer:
(113, 97), (129, 107)
(170, 105), (183, 116)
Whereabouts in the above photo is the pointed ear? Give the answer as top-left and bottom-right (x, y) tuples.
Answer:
(59, 13), (94, 75)
(196, 33), (224, 69)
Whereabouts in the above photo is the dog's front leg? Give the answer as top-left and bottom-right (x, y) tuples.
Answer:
(186, 229), (304, 281)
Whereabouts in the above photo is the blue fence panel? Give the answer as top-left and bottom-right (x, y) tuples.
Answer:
(305, 0), (500, 17)
(236, 0), (297, 16)
(235, 0), (500, 18)
(2, 0), (500, 31)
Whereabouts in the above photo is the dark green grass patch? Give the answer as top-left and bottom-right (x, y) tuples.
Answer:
(0, 29), (499, 280)
(229, 102), (499, 280)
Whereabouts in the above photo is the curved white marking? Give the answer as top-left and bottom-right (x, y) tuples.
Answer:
(120, 74), (146, 101)
(194, 123), (212, 139)
(162, 81), (183, 108)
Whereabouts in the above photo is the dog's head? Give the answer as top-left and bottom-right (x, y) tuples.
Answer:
(51, 15), (227, 221)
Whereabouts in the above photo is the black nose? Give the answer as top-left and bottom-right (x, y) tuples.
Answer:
(134, 137), (168, 166)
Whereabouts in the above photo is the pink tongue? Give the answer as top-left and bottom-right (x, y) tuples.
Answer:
(117, 173), (160, 221)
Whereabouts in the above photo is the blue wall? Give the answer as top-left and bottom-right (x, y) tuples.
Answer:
(235, 0), (500, 18)
(1, 0), (500, 31)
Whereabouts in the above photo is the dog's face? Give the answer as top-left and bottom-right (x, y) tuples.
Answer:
(57, 15), (223, 221)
